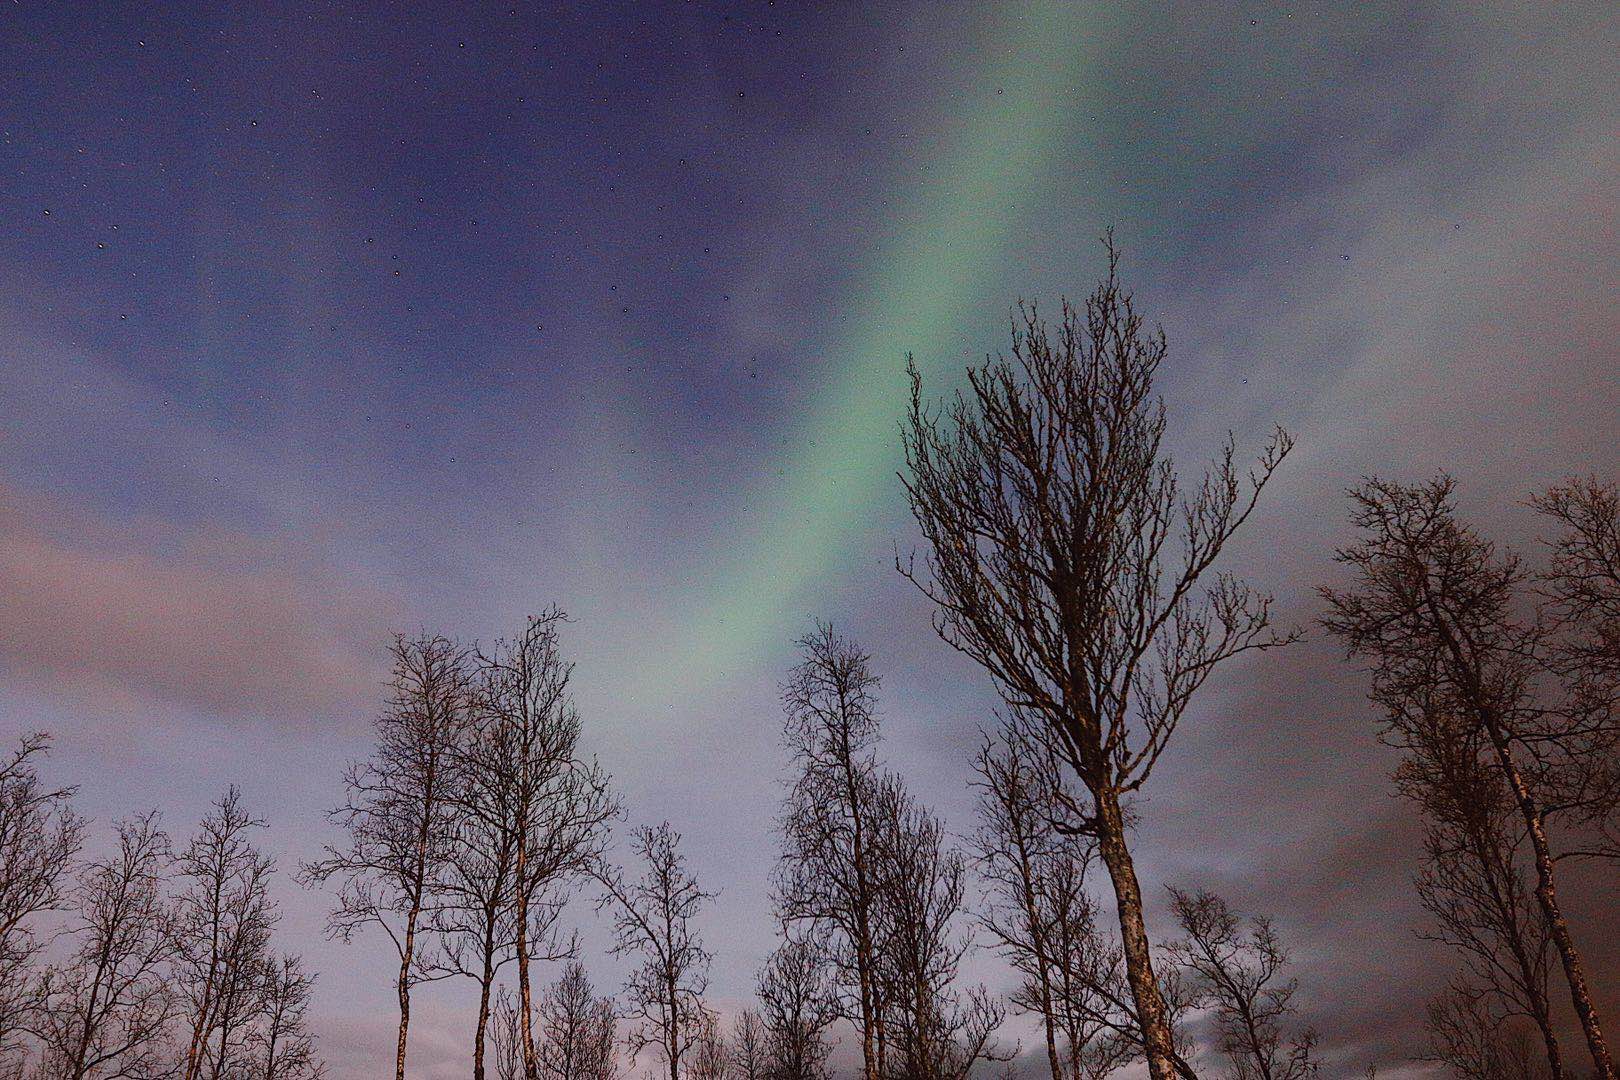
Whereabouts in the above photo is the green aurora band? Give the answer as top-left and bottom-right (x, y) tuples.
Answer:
(632, 3), (1105, 700)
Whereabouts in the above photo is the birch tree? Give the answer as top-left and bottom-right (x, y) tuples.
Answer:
(301, 634), (468, 1080)
(901, 239), (1292, 1080)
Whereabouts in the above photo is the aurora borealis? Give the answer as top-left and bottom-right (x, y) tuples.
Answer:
(2, 3), (1616, 1077)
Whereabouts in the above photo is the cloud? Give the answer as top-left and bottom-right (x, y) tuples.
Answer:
(0, 482), (394, 725)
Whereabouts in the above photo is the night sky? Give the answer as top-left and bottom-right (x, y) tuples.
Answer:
(2, 3), (1617, 1077)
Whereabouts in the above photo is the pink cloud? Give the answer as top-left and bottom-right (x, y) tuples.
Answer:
(0, 483), (396, 725)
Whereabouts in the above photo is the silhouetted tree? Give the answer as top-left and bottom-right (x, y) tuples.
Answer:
(172, 788), (277, 1080)
(732, 1010), (771, 1080)
(971, 719), (1132, 1080)
(869, 774), (1004, 1080)
(1534, 477), (1620, 859)
(475, 611), (619, 1080)
(536, 961), (617, 1080)
(491, 988), (526, 1080)
(774, 625), (889, 1080)
(688, 1013), (730, 1080)
(901, 239), (1293, 1080)
(301, 634), (469, 1080)
(599, 823), (713, 1080)
(29, 813), (176, 1080)
(0, 733), (82, 1068)
(1165, 889), (1320, 1080)
(249, 955), (325, 1080)
(1428, 988), (1549, 1080)
(1404, 713), (1562, 1079)
(1322, 477), (1613, 1078)
(757, 940), (838, 1080)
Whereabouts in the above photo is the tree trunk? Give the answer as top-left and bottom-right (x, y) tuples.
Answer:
(1094, 789), (1176, 1080)
(472, 936), (497, 1080)
(515, 834), (539, 1080)
(1421, 586), (1614, 1080)
(1473, 700), (1612, 1080)
(396, 902), (418, 1080)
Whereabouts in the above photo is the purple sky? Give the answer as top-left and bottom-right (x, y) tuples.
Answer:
(2, 3), (1617, 1077)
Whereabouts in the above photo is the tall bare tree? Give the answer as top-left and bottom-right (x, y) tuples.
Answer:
(1165, 889), (1320, 1080)
(301, 634), (469, 1080)
(599, 822), (714, 1080)
(28, 813), (176, 1080)
(249, 955), (325, 1080)
(900, 240), (1293, 1080)
(756, 940), (838, 1080)
(1427, 987), (1549, 1080)
(867, 774), (1003, 1080)
(0, 732), (82, 1067)
(475, 610), (618, 1080)
(490, 988), (526, 1080)
(173, 788), (277, 1080)
(1403, 711), (1563, 1080)
(1534, 477), (1620, 857)
(971, 719), (1131, 1080)
(731, 1010), (771, 1080)
(687, 1013), (731, 1080)
(1322, 477), (1613, 1078)
(774, 624), (888, 1080)
(535, 961), (618, 1080)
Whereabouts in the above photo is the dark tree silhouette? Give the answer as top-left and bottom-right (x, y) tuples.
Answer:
(774, 625), (889, 1080)
(174, 788), (277, 1080)
(475, 611), (618, 1080)
(901, 240), (1292, 1080)
(301, 634), (470, 1080)
(1403, 711), (1563, 1079)
(1428, 988), (1550, 1080)
(1322, 476), (1613, 1079)
(731, 1010), (771, 1080)
(1165, 889), (1320, 1080)
(971, 719), (1132, 1080)
(536, 961), (617, 1080)
(599, 822), (713, 1080)
(868, 773), (1004, 1080)
(28, 813), (176, 1080)
(251, 955), (326, 1080)
(0, 732), (82, 1066)
(756, 940), (838, 1080)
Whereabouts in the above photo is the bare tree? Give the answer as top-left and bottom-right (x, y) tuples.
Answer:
(1534, 477), (1620, 858)
(173, 788), (277, 1080)
(300, 634), (469, 1080)
(536, 961), (617, 1080)
(731, 1010), (771, 1080)
(599, 822), (714, 1080)
(900, 239), (1293, 1080)
(28, 813), (177, 1080)
(1322, 477), (1613, 1078)
(490, 989), (526, 1080)
(423, 708), (530, 1080)
(248, 956), (325, 1080)
(756, 940), (838, 1080)
(475, 611), (619, 1080)
(687, 1013), (730, 1080)
(0, 733), (82, 1067)
(1535, 477), (1620, 681)
(1165, 889), (1319, 1080)
(1428, 988), (1549, 1080)
(971, 720), (1132, 1080)
(868, 774), (1005, 1080)
(774, 624), (889, 1080)
(1402, 711), (1563, 1079)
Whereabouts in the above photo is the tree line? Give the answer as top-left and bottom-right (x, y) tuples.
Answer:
(1, 241), (1616, 1080)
